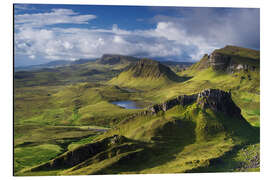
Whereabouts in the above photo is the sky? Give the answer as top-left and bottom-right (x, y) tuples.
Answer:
(14, 4), (260, 67)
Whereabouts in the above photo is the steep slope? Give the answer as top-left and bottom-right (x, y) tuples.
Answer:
(188, 45), (259, 73)
(175, 46), (260, 126)
(20, 89), (258, 175)
(188, 54), (210, 70)
(109, 59), (183, 89)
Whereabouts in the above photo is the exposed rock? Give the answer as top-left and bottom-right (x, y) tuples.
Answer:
(30, 135), (128, 171)
(209, 52), (254, 73)
(196, 89), (241, 118)
(209, 52), (232, 71)
(207, 48), (259, 73)
(148, 94), (198, 114)
(190, 46), (260, 73)
(145, 89), (242, 118)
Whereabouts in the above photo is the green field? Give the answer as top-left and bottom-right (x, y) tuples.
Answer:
(14, 46), (260, 175)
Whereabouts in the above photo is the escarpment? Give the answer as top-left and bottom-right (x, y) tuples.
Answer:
(25, 88), (256, 175)
(191, 45), (260, 73)
(209, 52), (258, 72)
(146, 89), (242, 118)
(29, 135), (132, 171)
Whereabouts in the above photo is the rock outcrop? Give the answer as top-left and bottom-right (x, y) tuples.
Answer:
(191, 46), (259, 73)
(146, 89), (242, 118)
(209, 52), (232, 71)
(29, 135), (129, 171)
(209, 52), (257, 72)
(148, 94), (197, 113)
(196, 89), (241, 118)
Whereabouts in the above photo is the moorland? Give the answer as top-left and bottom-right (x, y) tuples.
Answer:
(14, 45), (260, 175)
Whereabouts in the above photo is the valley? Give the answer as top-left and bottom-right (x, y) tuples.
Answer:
(14, 45), (260, 175)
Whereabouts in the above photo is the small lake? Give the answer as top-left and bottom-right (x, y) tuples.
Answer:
(111, 101), (142, 109)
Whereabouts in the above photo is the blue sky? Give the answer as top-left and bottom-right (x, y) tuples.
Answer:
(14, 4), (260, 67)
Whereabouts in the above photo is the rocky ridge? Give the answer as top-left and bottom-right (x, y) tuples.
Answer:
(28, 135), (131, 171)
(209, 52), (257, 72)
(144, 89), (242, 118)
(192, 46), (260, 73)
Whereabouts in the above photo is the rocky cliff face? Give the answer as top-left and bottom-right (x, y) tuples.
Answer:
(208, 52), (257, 72)
(209, 52), (231, 71)
(196, 89), (241, 118)
(146, 89), (242, 118)
(192, 46), (260, 73)
(30, 135), (129, 171)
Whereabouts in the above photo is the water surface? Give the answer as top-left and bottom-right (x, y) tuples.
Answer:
(111, 101), (141, 109)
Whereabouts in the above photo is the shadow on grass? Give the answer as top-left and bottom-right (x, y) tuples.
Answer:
(174, 75), (193, 83)
(186, 126), (260, 173)
(93, 119), (197, 174)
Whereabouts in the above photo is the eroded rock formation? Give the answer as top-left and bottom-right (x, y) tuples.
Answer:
(207, 51), (258, 73)
(147, 89), (242, 118)
(30, 135), (129, 171)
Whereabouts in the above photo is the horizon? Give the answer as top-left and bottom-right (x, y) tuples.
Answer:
(14, 4), (260, 67)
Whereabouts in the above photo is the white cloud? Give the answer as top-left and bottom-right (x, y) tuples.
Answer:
(14, 21), (216, 62)
(14, 8), (259, 65)
(15, 8), (97, 29)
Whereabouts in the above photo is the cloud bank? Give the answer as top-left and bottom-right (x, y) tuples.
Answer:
(14, 7), (260, 66)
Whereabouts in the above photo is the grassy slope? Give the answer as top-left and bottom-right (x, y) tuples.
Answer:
(14, 82), (144, 174)
(14, 124), (104, 173)
(14, 82), (143, 127)
(14, 47), (260, 175)
(138, 67), (260, 127)
(215, 45), (260, 60)
(109, 59), (188, 90)
(14, 60), (129, 88)
(109, 70), (175, 90)
(21, 102), (258, 175)
(14, 66), (260, 174)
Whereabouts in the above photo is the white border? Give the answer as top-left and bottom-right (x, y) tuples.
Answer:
(1, 0), (270, 180)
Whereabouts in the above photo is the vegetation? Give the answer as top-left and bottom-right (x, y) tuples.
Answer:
(14, 46), (260, 175)
(109, 58), (188, 89)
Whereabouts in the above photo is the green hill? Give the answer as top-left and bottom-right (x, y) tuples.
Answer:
(14, 45), (260, 175)
(189, 45), (259, 72)
(109, 58), (184, 89)
(19, 89), (258, 175)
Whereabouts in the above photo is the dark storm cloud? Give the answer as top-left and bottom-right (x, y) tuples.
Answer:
(151, 7), (260, 50)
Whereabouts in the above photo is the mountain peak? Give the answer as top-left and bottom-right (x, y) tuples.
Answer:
(129, 58), (178, 79)
(109, 58), (182, 89)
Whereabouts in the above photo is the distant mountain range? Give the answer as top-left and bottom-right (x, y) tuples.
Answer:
(14, 58), (97, 72)
(14, 45), (260, 175)
(14, 55), (193, 72)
